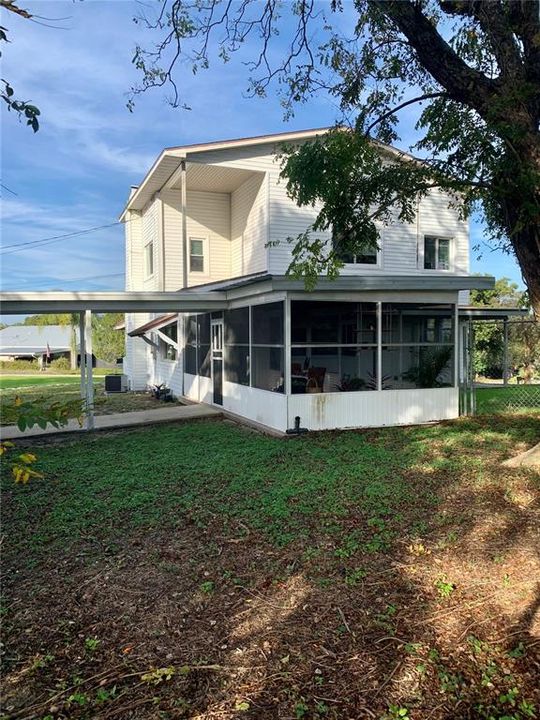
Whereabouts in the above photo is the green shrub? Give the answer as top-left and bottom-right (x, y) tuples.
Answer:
(50, 357), (71, 372)
(0, 359), (38, 372)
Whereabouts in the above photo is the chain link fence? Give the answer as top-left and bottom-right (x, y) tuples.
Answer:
(472, 319), (540, 415)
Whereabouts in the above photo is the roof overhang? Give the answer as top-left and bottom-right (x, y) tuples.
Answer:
(268, 275), (495, 292)
(458, 306), (530, 320)
(128, 313), (178, 337)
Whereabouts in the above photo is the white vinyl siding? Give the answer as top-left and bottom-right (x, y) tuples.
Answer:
(141, 199), (159, 290)
(231, 173), (267, 276)
(159, 189), (231, 288)
(161, 188), (183, 291)
(186, 191), (230, 284)
(189, 142), (469, 280)
(418, 189), (469, 275)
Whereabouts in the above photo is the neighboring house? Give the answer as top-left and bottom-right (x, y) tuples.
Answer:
(122, 127), (493, 432)
(0, 325), (79, 365)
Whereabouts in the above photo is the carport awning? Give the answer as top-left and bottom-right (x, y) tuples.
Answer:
(129, 313), (178, 337)
(0, 291), (228, 315)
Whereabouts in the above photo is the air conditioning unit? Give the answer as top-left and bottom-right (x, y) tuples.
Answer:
(104, 374), (128, 393)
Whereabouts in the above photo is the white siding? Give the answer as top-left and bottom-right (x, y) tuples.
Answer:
(124, 313), (151, 391)
(150, 317), (183, 397)
(287, 387), (459, 432)
(222, 382), (287, 432)
(141, 199), (160, 290)
(190, 141), (470, 281)
(231, 173), (267, 276)
(418, 190), (469, 275)
(160, 189), (183, 291)
(159, 189), (231, 289)
(152, 357), (183, 397)
(186, 190), (230, 285)
(124, 213), (149, 390)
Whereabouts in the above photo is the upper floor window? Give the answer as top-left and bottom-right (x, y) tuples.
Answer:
(424, 236), (450, 270)
(332, 229), (378, 265)
(144, 241), (154, 278)
(189, 238), (205, 273)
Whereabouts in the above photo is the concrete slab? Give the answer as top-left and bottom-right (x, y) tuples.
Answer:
(502, 442), (540, 469)
(0, 404), (221, 440)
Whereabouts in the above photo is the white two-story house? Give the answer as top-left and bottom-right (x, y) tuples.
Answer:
(121, 127), (492, 433)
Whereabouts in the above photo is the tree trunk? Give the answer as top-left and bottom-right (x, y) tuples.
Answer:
(502, 205), (540, 319)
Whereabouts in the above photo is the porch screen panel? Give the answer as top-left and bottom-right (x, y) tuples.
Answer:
(184, 315), (198, 375)
(381, 304), (454, 389)
(198, 314), (211, 378)
(251, 302), (284, 393)
(224, 307), (249, 386)
(290, 301), (377, 393)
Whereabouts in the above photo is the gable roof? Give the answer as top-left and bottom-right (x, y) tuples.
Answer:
(120, 126), (421, 220)
(0, 325), (79, 355)
(120, 127), (333, 219)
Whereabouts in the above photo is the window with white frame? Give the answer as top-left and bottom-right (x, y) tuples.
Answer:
(332, 229), (378, 265)
(189, 238), (205, 273)
(424, 236), (451, 270)
(158, 322), (178, 361)
(144, 241), (154, 277)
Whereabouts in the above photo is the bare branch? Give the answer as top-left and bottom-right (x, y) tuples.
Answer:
(0, 0), (31, 19)
(364, 92), (447, 135)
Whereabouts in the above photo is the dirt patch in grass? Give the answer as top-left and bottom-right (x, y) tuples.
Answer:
(0, 382), (181, 425)
(1, 416), (539, 719)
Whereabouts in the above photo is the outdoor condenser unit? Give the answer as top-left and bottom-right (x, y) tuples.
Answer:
(104, 374), (128, 393)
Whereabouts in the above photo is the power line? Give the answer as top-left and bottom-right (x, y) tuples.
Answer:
(0, 221), (125, 256)
(4, 273), (125, 290)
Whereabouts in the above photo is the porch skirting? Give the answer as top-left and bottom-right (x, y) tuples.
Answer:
(181, 380), (458, 433)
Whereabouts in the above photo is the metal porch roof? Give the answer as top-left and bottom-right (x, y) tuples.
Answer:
(0, 275), (495, 316)
(0, 291), (228, 315)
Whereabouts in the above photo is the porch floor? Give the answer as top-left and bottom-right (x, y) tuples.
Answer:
(0, 403), (222, 440)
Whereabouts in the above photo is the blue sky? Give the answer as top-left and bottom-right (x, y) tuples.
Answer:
(0, 0), (523, 323)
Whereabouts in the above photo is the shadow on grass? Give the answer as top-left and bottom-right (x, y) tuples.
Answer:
(1, 415), (539, 719)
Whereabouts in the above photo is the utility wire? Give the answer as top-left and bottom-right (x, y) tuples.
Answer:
(4, 272), (125, 290)
(0, 221), (124, 255)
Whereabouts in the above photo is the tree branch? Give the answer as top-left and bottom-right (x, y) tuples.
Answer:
(373, 0), (499, 115)
(441, 0), (524, 79)
(0, 0), (31, 19)
(364, 92), (447, 135)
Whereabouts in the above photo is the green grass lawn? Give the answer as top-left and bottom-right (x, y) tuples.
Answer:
(0, 377), (178, 423)
(0, 375), (86, 389)
(476, 384), (540, 414)
(2, 415), (539, 719)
